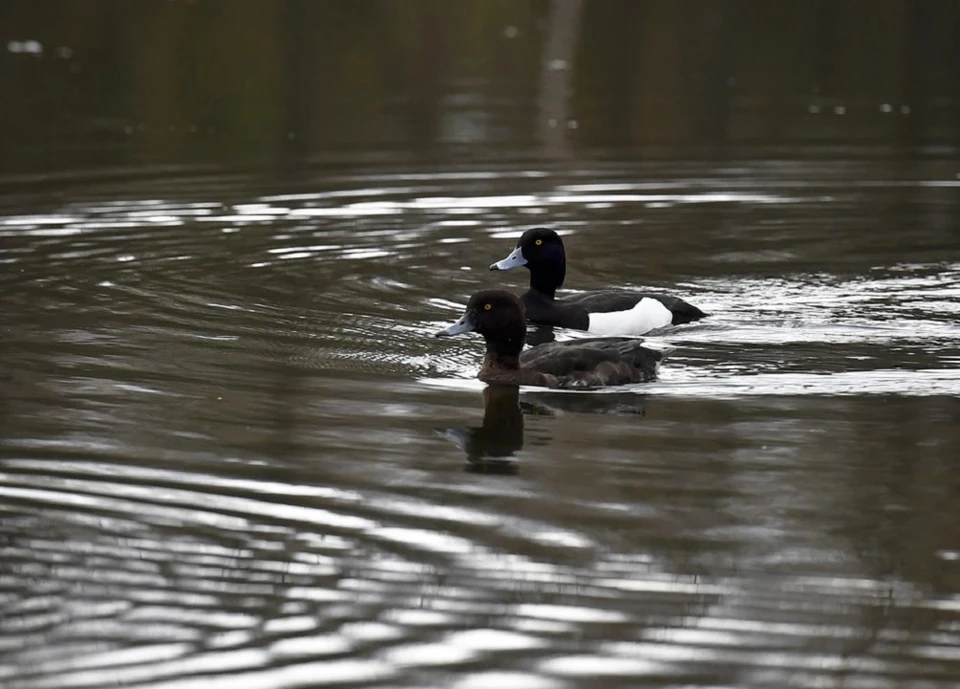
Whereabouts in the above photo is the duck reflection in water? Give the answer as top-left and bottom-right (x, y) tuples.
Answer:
(436, 383), (648, 473)
(436, 384), (527, 474)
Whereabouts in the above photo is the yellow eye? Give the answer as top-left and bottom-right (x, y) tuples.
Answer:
(484, 303), (492, 311)
(535, 239), (542, 246)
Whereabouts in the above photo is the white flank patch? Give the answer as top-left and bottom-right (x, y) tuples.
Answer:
(586, 298), (673, 336)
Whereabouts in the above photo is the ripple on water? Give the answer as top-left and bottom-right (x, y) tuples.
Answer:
(452, 672), (565, 689)
(3, 164), (960, 689)
(4, 171), (959, 391)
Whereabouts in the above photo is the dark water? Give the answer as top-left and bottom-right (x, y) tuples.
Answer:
(3, 2), (960, 688)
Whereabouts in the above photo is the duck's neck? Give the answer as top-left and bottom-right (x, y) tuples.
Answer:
(481, 351), (521, 372)
(482, 328), (525, 370)
(528, 259), (565, 301)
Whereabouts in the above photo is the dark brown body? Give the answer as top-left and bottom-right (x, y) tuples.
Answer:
(479, 337), (664, 389)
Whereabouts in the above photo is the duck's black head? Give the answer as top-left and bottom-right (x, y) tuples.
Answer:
(434, 289), (527, 359)
(489, 227), (566, 297)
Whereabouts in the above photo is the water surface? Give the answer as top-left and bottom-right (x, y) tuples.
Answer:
(3, 1), (960, 687)
(3, 158), (960, 689)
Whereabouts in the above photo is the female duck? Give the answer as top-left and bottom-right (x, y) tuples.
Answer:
(490, 227), (706, 336)
(434, 289), (668, 389)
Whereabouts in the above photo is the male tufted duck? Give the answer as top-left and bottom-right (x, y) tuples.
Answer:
(490, 227), (706, 336)
(434, 289), (668, 389)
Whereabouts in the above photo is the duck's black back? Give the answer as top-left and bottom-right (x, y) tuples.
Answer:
(523, 289), (705, 329)
(557, 290), (706, 325)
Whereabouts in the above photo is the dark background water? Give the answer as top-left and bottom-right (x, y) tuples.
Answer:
(2, 2), (960, 688)
(3, 0), (960, 176)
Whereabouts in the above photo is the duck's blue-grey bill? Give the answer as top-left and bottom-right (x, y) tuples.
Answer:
(434, 312), (475, 337)
(489, 246), (527, 271)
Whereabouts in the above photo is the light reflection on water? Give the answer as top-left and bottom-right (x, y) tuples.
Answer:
(2, 161), (960, 688)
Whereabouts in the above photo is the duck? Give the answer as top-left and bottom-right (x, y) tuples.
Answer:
(434, 289), (668, 389)
(489, 227), (707, 336)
